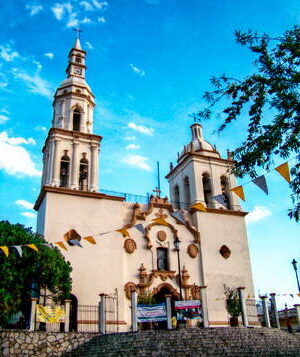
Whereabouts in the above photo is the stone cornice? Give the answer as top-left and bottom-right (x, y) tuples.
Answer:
(34, 186), (125, 211)
(54, 91), (95, 107)
(190, 207), (248, 217)
(166, 152), (233, 179)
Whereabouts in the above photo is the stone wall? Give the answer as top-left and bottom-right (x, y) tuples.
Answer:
(0, 330), (95, 357)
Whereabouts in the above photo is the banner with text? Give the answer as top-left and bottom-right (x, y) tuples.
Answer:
(137, 303), (167, 322)
(175, 300), (202, 321)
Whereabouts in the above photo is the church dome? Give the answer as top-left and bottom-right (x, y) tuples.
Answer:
(178, 123), (220, 160)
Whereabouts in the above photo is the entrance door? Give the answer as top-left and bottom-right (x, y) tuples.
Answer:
(154, 287), (178, 329)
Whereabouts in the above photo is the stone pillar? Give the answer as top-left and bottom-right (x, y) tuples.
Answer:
(90, 144), (98, 192)
(294, 304), (300, 327)
(52, 138), (61, 186)
(64, 299), (71, 332)
(99, 294), (107, 335)
(29, 298), (38, 331)
(270, 293), (280, 329)
(200, 285), (209, 327)
(238, 287), (248, 327)
(131, 290), (138, 332)
(70, 141), (79, 189)
(165, 295), (172, 330)
(261, 296), (271, 328)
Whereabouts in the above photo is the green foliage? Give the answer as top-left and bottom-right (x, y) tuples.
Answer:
(196, 26), (300, 221)
(0, 221), (72, 325)
(138, 291), (155, 305)
(223, 285), (241, 318)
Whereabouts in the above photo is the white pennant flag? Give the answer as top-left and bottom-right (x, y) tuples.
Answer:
(13, 246), (23, 257)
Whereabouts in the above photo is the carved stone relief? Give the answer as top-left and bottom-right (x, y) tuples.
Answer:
(187, 244), (199, 258)
(157, 230), (167, 242)
(124, 239), (137, 254)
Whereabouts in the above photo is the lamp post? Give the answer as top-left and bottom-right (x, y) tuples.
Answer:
(292, 259), (300, 293)
(174, 237), (183, 300)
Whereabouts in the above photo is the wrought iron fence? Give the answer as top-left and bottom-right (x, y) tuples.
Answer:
(100, 189), (150, 204)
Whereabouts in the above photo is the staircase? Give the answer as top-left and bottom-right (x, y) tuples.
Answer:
(63, 327), (300, 356)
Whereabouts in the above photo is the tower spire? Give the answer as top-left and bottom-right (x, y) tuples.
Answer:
(73, 27), (82, 50)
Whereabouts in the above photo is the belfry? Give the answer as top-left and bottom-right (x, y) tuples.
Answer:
(41, 36), (100, 192)
(35, 38), (257, 331)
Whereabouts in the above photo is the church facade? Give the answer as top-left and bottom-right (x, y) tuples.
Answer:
(34, 39), (258, 331)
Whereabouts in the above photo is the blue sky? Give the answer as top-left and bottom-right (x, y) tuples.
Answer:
(0, 0), (299, 308)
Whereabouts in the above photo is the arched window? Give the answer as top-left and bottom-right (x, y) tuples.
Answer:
(221, 176), (231, 209)
(174, 185), (180, 209)
(59, 151), (70, 187)
(202, 173), (212, 208)
(73, 106), (82, 131)
(183, 176), (191, 208)
(79, 154), (88, 191)
(157, 248), (169, 271)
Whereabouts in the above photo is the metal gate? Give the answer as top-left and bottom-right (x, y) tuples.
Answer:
(105, 289), (119, 333)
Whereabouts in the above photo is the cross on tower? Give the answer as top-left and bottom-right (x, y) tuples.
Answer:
(73, 27), (83, 39)
(153, 187), (161, 198)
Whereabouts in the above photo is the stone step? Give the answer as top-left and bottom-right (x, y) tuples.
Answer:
(62, 328), (300, 357)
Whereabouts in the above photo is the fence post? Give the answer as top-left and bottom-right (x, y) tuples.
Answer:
(99, 293), (107, 334)
(29, 297), (38, 331)
(238, 287), (248, 327)
(294, 304), (300, 327)
(131, 290), (138, 332)
(261, 296), (271, 328)
(270, 293), (280, 328)
(64, 299), (71, 332)
(165, 294), (172, 330)
(200, 285), (209, 327)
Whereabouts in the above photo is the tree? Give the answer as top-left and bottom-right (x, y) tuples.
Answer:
(0, 221), (72, 326)
(195, 26), (300, 221)
(223, 285), (241, 327)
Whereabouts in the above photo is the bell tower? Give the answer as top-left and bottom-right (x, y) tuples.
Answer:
(41, 36), (101, 192)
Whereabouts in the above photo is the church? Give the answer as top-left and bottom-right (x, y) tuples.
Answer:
(34, 37), (257, 331)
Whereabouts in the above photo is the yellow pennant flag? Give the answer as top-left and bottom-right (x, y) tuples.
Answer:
(151, 218), (169, 226)
(26, 243), (39, 252)
(116, 229), (130, 238)
(0, 246), (9, 257)
(55, 242), (67, 251)
(275, 162), (291, 183)
(83, 236), (97, 244)
(191, 203), (207, 212)
(230, 186), (245, 201)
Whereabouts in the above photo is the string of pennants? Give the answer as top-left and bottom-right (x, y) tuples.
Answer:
(226, 161), (291, 203)
(215, 292), (300, 301)
(0, 223), (151, 257)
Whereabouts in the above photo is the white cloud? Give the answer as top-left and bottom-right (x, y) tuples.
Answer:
(128, 122), (154, 136)
(130, 64), (145, 77)
(124, 136), (136, 141)
(21, 211), (36, 218)
(26, 4), (43, 16)
(82, 17), (92, 24)
(80, 1), (94, 11)
(123, 155), (151, 171)
(45, 52), (54, 59)
(12, 68), (53, 99)
(246, 206), (272, 224)
(93, 0), (108, 9)
(0, 115), (9, 123)
(85, 41), (94, 50)
(33, 60), (42, 71)
(97, 16), (105, 23)
(15, 200), (34, 210)
(34, 125), (47, 132)
(0, 131), (41, 177)
(67, 15), (79, 28)
(51, 3), (66, 20)
(126, 143), (140, 150)
(0, 44), (19, 62)
(0, 132), (36, 145)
